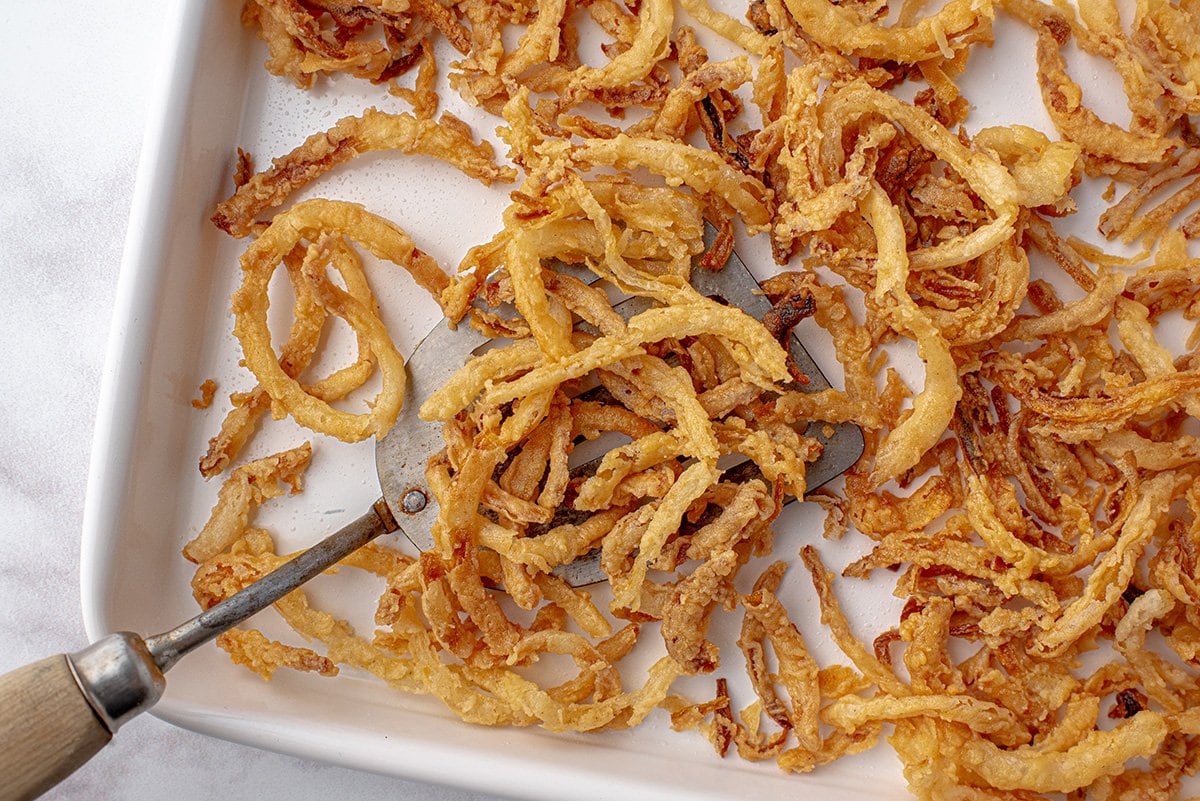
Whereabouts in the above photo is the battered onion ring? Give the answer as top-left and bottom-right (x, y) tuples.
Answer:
(213, 108), (515, 238)
(479, 301), (791, 408)
(972, 124), (1081, 208)
(1034, 26), (1182, 166)
(679, 0), (771, 55)
(781, 0), (994, 62)
(862, 184), (961, 488)
(201, 237), (380, 476)
(959, 712), (1169, 793)
(500, 0), (568, 81)
(182, 443), (312, 563)
(233, 199), (444, 441)
(569, 0), (673, 93)
(1034, 472), (1182, 655)
(573, 136), (772, 230)
(822, 82), (1020, 270)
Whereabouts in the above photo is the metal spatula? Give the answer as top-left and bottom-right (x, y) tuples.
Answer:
(0, 232), (862, 801)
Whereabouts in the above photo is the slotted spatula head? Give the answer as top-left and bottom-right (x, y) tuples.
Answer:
(375, 229), (864, 585)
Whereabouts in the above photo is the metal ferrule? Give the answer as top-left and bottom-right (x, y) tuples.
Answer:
(68, 632), (166, 733)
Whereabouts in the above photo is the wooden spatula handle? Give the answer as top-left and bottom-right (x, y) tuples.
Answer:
(0, 655), (112, 801)
(0, 634), (166, 801)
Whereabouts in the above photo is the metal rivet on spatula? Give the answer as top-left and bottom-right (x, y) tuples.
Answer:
(401, 489), (427, 514)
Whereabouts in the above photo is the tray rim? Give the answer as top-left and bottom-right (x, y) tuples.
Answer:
(81, 0), (197, 641)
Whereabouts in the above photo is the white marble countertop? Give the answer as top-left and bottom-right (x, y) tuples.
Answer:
(0, 3), (496, 799)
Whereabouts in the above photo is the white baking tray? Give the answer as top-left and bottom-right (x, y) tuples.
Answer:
(80, 1), (1138, 798)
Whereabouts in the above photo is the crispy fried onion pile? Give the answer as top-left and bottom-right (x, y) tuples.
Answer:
(189, 0), (1200, 797)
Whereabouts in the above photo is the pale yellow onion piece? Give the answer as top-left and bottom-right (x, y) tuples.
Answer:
(570, 0), (673, 92)
(1115, 588), (1176, 647)
(862, 185), (961, 488)
(463, 655), (682, 732)
(576, 431), (686, 511)
(213, 108), (515, 238)
(775, 124), (895, 243)
(500, 0), (568, 80)
(514, 196), (721, 468)
(477, 510), (626, 575)
(1034, 26), (1182, 165)
(612, 461), (720, 612)
(574, 136), (772, 230)
(972, 124), (1081, 207)
(1136, 0), (1200, 110)
(1006, 269), (1126, 340)
(1035, 471), (1181, 655)
(823, 694), (1029, 746)
(1116, 296), (1200, 419)
(182, 444), (312, 563)
(420, 338), (544, 421)
(653, 57), (754, 140)
(963, 472), (1046, 584)
(567, 175), (698, 306)
(478, 302), (791, 411)
(507, 226), (575, 358)
(714, 419), (810, 499)
(678, 0), (771, 55)
(959, 712), (1168, 793)
(1095, 429), (1200, 471)
(782, 0), (993, 62)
